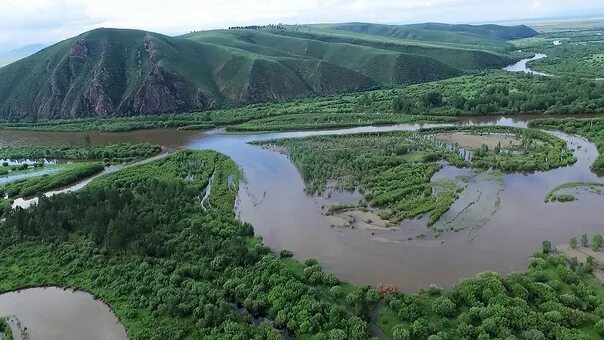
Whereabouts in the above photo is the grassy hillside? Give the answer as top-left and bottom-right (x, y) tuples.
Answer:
(318, 22), (536, 52)
(0, 23), (526, 119)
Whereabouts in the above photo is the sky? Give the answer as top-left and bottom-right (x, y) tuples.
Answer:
(1, 0), (604, 48)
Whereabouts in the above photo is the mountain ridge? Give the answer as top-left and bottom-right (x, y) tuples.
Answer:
(0, 23), (534, 119)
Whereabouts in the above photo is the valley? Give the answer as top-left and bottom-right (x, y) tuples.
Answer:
(1, 14), (604, 340)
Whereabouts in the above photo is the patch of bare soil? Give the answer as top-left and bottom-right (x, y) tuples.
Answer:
(435, 132), (522, 150)
(558, 243), (604, 283)
(324, 207), (391, 230)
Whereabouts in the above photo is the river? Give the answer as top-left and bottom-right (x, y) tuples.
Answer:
(503, 53), (552, 76)
(0, 114), (603, 293)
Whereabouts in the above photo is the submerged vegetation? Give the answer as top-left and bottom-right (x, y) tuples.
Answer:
(257, 126), (573, 226)
(545, 182), (604, 202)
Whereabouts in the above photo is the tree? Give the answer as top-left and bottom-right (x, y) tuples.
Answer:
(392, 325), (410, 340)
(433, 296), (456, 317)
(279, 249), (293, 258)
(593, 234), (603, 251)
(542, 240), (552, 254)
(392, 96), (413, 113)
(423, 91), (443, 108)
(596, 319), (604, 336)
(570, 237), (577, 249)
(581, 234), (589, 247)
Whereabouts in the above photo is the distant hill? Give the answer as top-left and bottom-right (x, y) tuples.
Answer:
(0, 44), (46, 67)
(0, 23), (528, 119)
(322, 22), (537, 51)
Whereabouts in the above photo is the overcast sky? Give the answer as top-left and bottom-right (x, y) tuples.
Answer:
(2, 0), (604, 48)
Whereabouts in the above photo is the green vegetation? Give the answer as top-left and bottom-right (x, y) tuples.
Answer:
(0, 22), (522, 120)
(317, 22), (536, 52)
(380, 249), (604, 339)
(0, 317), (13, 340)
(227, 113), (454, 132)
(0, 150), (374, 339)
(0, 162), (104, 198)
(426, 126), (577, 172)
(257, 126), (572, 226)
(3, 69), (604, 133)
(0, 143), (161, 163)
(513, 28), (604, 79)
(529, 118), (604, 171)
(545, 182), (604, 202)
(0, 143), (162, 200)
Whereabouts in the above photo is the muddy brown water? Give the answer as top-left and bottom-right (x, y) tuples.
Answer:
(0, 114), (603, 297)
(0, 287), (127, 340)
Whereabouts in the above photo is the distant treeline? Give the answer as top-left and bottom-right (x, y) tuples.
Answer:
(228, 24), (285, 30)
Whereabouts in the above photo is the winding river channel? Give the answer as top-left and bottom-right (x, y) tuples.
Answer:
(0, 114), (603, 294)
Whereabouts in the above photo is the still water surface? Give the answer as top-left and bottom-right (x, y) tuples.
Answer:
(0, 288), (127, 340)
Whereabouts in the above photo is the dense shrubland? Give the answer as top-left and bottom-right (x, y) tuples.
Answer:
(380, 247), (604, 339)
(259, 126), (574, 225)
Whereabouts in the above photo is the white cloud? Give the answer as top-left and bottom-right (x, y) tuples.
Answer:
(0, 0), (603, 47)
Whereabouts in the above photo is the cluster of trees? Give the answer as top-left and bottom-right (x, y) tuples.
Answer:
(571, 234), (604, 251)
(228, 24), (285, 30)
(0, 150), (373, 339)
(383, 248), (604, 339)
(392, 73), (604, 116)
(529, 118), (604, 172)
(0, 143), (161, 163)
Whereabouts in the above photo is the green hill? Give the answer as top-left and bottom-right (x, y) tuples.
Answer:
(0, 23), (527, 119)
(322, 22), (537, 51)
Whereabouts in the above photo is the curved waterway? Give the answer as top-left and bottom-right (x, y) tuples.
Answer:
(0, 287), (127, 340)
(1, 114), (604, 292)
(503, 53), (552, 76)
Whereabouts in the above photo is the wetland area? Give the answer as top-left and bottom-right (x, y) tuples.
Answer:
(0, 114), (602, 293)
